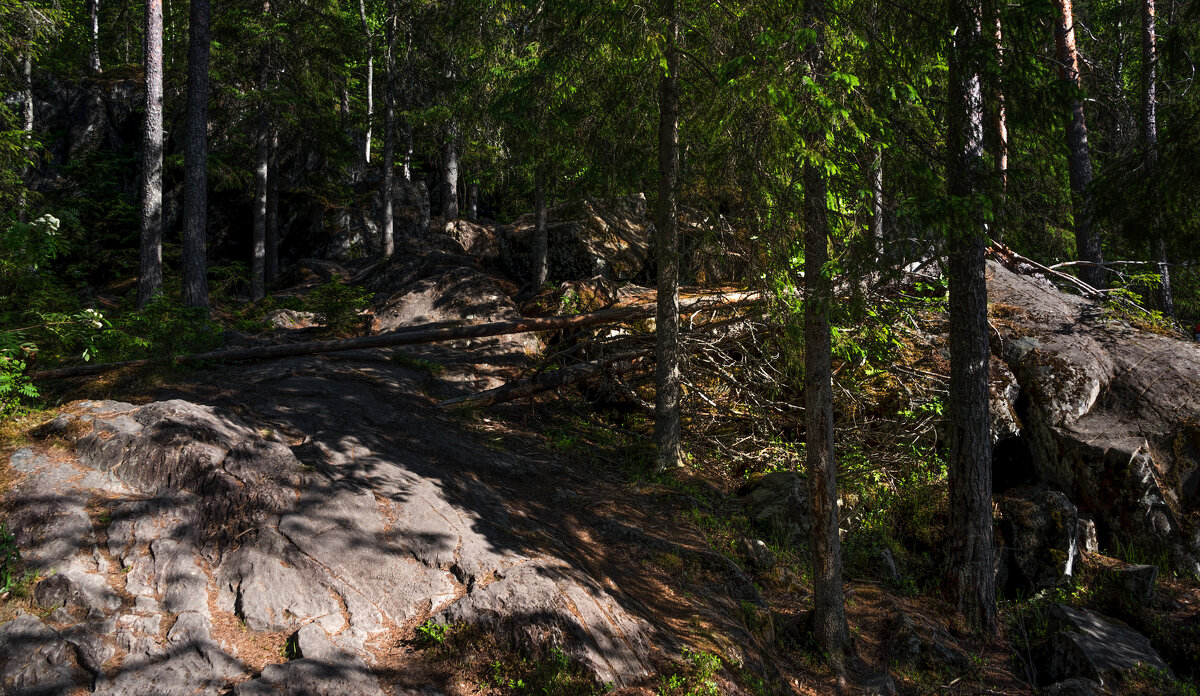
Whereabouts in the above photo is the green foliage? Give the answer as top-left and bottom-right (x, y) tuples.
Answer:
(96, 295), (223, 361)
(657, 648), (723, 696)
(0, 521), (38, 599)
(390, 352), (445, 375)
(305, 277), (372, 336)
(415, 619), (451, 648)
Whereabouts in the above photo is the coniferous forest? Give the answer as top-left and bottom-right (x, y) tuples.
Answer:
(3, 0), (1200, 694)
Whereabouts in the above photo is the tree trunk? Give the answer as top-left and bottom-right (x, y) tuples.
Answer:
(993, 8), (1008, 240)
(654, 0), (682, 474)
(1053, 0), (1105, 289)
(88, 0), (102, 73)
(251, 0), (270, 302)
(266, 127), (279, 283)
(359, 0), (373, 167)
(182, 0), (211, 309)
(17, 47), (33, 222)
(138, 0), (165, 308)
(869, 147), (884, 259)
(466, 183), (479, 220)
(534, 168), (548, 288)
(442, 127), (459, 221)
(947, 0), (997, 636)
(803, 0), (851, 670)
(1142, 0), (1171, 317)
(380, 3), (396, 259)
(403, 123), (413, 181)
(804, 162), (852, 671)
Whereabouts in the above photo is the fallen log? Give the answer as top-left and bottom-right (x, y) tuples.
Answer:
(30, 290), (759, 381)
(436, 349), (654, 409)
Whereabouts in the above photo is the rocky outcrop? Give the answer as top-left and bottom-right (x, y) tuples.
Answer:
(996, 488), (1080, 592)
(1032, 604), (1169, 687)
(1, 367), (657, 694)
(738, 472), (811, 545)
(988, 260), (1200, 575)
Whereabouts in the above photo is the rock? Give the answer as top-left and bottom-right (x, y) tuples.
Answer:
(234, 654), (386, 696)
(737, 539), (777, 571)
(1114, 564), (1158, 603)
(1043, 678), (1105, 696)
(0, 613), (89, 695)
(878, 548), (901, 585)
(264, 308), (318, 329)
(997, 489), (1079, 591)
(501, 195), (652, 283)
(1033, 604), (1170, 687)
(444, 218), (500, 261)
(887, 613), (966, 672)
(437, 560), (654, 687)
(294, 623), (339, 661)
(738, 472), (811, 544)
(988, 260), (1200, 575)
(1078, 516), (1099, 555)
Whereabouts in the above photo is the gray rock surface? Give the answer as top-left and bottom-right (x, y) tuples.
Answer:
(998, 489), (1080, 591)
(1033, 604), (1169, 687)
(989, 260), (1200, 574)
(1114, 564), (1158, 603)
(739, 472), (811, 544)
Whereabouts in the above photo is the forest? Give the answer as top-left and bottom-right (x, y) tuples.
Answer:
(2, 0), (1200, 694)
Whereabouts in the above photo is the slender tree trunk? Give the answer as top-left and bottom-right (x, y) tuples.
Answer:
(947, 0), (997, 636)
(654, 0), (682, 474)
(17, 47), (33, 222)
(138, 0), (165, 308)
(993, 9), (1008, 240)
(359, 0), (373, 167)
(340, 83), (351, 128)
(869, 147), (884, 259)
(182, 0), (211, 308)
(442, 126), (459, 221)
(266, 127), (279, 283)
(467, 183), (479, 220)
(534, 168), (548, 288)
(251, 0), (270, 301)
(1053, 0), (1105, 289)
(88, 0), (102, 73)
(803, 0), (851, 670)
(380, 4), (396, 258)
(1142, 0), (1172, 317)
(403, 124), (413, 181)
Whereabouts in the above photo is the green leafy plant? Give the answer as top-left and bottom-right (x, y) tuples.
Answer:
(305, 277), (372, 336)
(415, 619), (452, 648)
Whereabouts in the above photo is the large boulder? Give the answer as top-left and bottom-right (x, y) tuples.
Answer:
(988, 260), (1200, 575)
(997, 488), (1080, 592)
(1033, 604), (1169, 687)
(739, 472), (811, 544)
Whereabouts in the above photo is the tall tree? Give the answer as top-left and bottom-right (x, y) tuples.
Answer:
(803, 0), (851, 670)
(947, 0), (998, 635)
(533, 166), (548, 288)
(266, 127), (279, 283)
(1053, 0), (1105, 288)
(359, 0), (374, 167)
(992, 7), (1008, 237)
(381, 0), (397, 258)
(182, 0), (211, 308)
(138, 0), (164, 308)
(87, 0), (100, 73)
(17, 39), (32, 222)
(1142, 0), (1171, 316)
(654, 0), (682, 473)
(442, 125), (459, 221)
(251, 0), (271, 301)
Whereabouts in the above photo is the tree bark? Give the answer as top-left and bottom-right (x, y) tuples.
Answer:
(265, 127), (279, 283)
(88, 0), (102, 73)
(17, 47), (33, 222)
(251, 0), (270, 302)
(654, 0), (682, 474)
(182, 0), (211, 309)
(1053, 0), (1105, 289)
(381, 2), (396, 258)
(442, 126), (459, 221)
(1142, 0), (1171, 317)
(359, 0), (373, 167)
(993, 8), (1008, 240)
(947, 0), (997, 636)
(534, 168), (548, 288)
(803, 0), (851, 670)
(869, 147), (884, 259)
(138, 0), (165, 308)
(466, 183), (479, 220)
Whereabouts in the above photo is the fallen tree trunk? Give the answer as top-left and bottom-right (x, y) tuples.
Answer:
(436, 349), (654, 409)
(31, 290), (759, 381)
